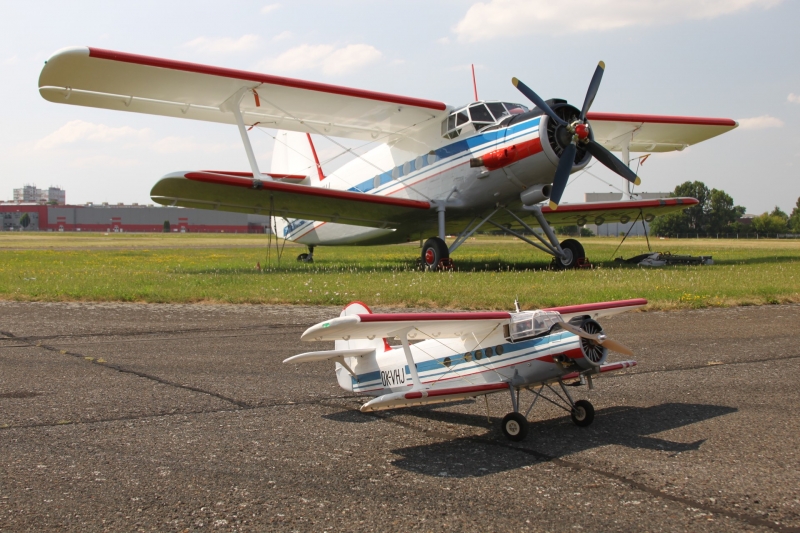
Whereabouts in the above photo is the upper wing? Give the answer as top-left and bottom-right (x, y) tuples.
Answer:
(586, 112), (737, 152)
(543, 299), (647, 321)
(39, 47), (449, 141)
(150, 171), (430, 228)
(301, 312), (512, 342)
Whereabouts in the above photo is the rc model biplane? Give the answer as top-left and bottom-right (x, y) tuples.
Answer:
(285, 299), (644, 440)
(39, 47), (737, 269)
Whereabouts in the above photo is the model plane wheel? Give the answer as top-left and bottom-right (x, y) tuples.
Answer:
(570, 399), (595, 427)
(554, 239), (585, 270)
(421, 237), (449, 272)
(296, 253), (313, 263)
(501, 412), (529, 441)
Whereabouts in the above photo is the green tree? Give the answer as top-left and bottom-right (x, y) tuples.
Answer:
(788, 197), (800, 233)
(19, 213), (30, 229)
(649, 181), (745, 236)
(751, 212), (788, 234)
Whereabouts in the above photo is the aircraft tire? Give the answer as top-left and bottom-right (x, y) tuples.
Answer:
(501, 412), (529, 441)
(554, 239), (585, 269)
(296, 253), (313, 263)
(570, 399), (595, 427)
(420, 237), (449, 271)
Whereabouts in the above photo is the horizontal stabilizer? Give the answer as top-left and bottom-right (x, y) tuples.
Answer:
(283, 348), (375, 364)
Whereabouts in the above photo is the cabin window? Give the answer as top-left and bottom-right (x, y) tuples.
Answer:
(475, 349), (483, 360)
(485, 346), (493, 357)
(464, 351), (472, 362)
(486, 102), (507, 120)
(495, 345), (504, 356)
(391, 167), (399, 180)
(403, 161), (411, 175)
(415, 155), (425, 169)
(508, 310), (561, 341)
(373, 175), (380, 188)
(443, 357), (451, 368)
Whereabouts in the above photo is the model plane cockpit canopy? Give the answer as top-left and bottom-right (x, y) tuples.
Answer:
(441, 101), (528, 139)
(506, 310), (562, 342)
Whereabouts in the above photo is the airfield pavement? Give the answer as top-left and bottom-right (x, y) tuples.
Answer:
(1, 301), (799, 532)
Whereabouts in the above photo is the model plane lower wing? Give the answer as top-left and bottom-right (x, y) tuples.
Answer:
(586, 112), (737, 152)
(38, 47), (448, 142)
(150, 171), (431, 228)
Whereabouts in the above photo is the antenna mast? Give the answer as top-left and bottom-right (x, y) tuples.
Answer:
(471, 64), (479, 101)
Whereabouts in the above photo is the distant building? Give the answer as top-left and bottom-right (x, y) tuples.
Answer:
(0, 203), (273, 233)
(12, 184), (66, 205)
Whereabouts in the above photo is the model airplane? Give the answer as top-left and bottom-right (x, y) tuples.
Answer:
(39, 48), (737, 269)
(285, 299), (644, 440)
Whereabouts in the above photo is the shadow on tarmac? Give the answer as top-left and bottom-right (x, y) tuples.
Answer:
(379, 402), (737, 478)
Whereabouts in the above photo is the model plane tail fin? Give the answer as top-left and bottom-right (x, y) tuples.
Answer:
(270, 130), (325, 186)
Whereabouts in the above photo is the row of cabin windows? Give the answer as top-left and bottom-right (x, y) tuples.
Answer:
(441, 344), (505, 368)
(372, 152), (439, 189)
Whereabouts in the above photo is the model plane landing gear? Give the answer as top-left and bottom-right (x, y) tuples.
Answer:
(570, 399), (595, 427)
(501, 412), (529, 441)
(420, 237), (452, 271)
(297, 245), (315, 263)
(553, 239), (586, 270)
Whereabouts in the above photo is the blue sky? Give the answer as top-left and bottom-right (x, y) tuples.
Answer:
(1, 0), (798, 214)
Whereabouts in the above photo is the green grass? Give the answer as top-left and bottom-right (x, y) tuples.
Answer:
(1, 233), (799, 310)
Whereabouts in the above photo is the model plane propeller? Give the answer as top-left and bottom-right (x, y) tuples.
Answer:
(285, 299), (645, 441)
(513, 62), (641, 210)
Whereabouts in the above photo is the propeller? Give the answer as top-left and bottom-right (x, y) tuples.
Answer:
(558, 320), (634, 357)
(512, 61), (641, 210)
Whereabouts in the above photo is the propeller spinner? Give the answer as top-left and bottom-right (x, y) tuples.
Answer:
(512, 62), (641, 210)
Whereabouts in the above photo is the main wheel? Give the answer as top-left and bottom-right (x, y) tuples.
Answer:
(570, 399), (595, 427)
(296, 253), (313, 263)
(420, 237), (449, 271)
(500, 412), (529, 441)
(554, 238), (585, 269)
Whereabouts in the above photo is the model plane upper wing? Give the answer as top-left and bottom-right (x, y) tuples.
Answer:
(586, 112), (737, 152)
(38, 47), (449, 141)
(150, 171), (431, 228)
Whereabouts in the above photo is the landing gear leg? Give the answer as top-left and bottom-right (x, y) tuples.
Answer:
(501, 385), (529, 441)
(297, 245), (314, 263)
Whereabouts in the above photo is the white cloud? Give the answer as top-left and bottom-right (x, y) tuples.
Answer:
(183, 34), (260, 54)
(737, 115), (784, 130)
(260, 43), (382, 75)
(151, 136), (236, 154)
(453, 0), (783, 41)
(788, 93), (800, 103)
(437, 37), (450, 45)
(69, 155), (141, 168)
(272, 31), (292, 42)
(35, 120), (151, 150)
(261, 3), (281, 14)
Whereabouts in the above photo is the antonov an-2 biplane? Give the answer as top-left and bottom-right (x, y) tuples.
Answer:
(286, 299), (644, 440)
(39, 47), (737, 269)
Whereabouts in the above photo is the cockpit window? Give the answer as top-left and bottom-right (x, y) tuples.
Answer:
(441, 101), (529, 139)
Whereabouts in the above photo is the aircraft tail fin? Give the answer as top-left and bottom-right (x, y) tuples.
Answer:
(270, 130), (325, 185)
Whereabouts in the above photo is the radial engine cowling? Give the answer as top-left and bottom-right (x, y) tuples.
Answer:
(574, 319), (608, 369)
(539, 102), (593, 171)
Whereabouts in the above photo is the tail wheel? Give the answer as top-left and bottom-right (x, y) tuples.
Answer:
(501, 412), (529, 441)
(554, 238), (585, 269)
(420, 237), (449, 271)
(571, 399), (595, 427)
(296, 253), (313, 263)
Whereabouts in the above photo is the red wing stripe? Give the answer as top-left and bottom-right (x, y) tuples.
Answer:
(405, 382), (508, 400)
(543, 299), (648, 315)
(182, 172), (431, 210)
(542, 197), (697, 214)
(357, 312), (511, 322)
(562, 361), (637, 381)
(88, 48), (447, 111)
(201, 170), (306, 180)
(586, 112), (737, 127)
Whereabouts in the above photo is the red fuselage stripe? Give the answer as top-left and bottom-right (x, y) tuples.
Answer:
(183, 172), (431, 210)
(88, 48), (448, 111)
(586, 112), (737, 127)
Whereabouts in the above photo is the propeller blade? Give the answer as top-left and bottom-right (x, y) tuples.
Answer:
(585, 140), (641, 185)
(558, 321), (634, 356)
(511, 77), (567, 126)
(599, 338), (634, 357)
(549, 142), (576, 210)
(580, 61), (605, 122)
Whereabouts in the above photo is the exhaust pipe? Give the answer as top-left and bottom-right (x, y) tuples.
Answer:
(520, 184), (552, 206)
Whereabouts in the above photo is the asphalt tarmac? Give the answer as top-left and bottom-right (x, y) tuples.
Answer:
(1, 301), (798, 532)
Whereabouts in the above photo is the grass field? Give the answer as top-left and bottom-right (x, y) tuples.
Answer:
(1, 232), (799, 310)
